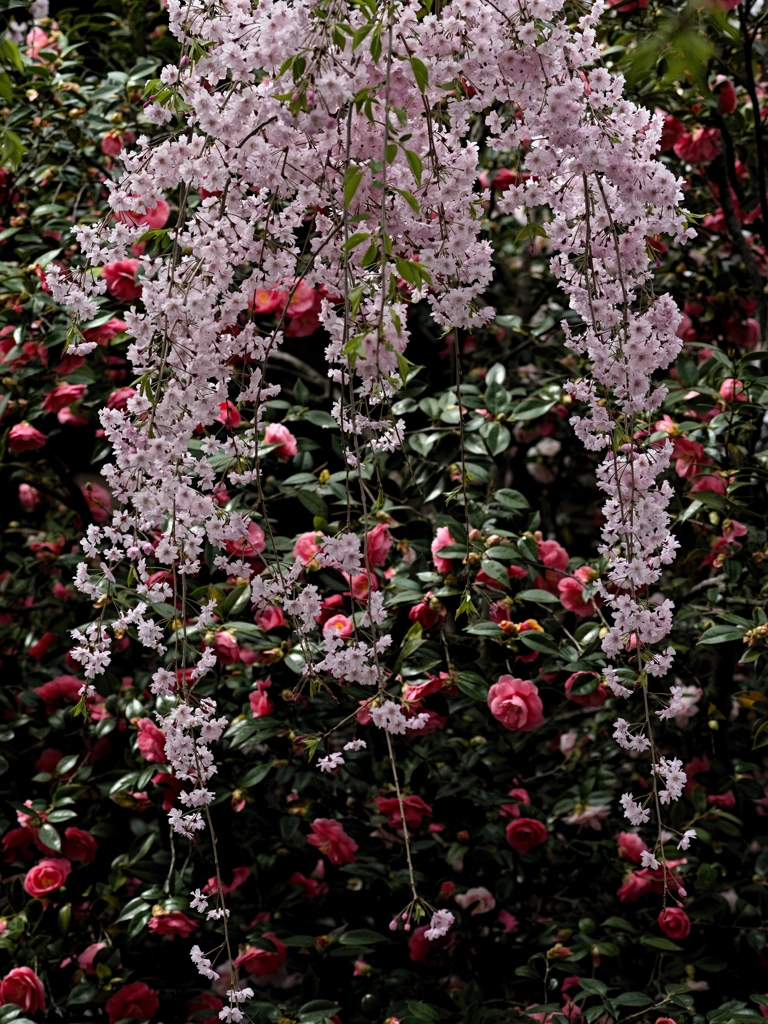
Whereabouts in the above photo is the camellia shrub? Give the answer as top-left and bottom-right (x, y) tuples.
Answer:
(2, 0), (768, 1023)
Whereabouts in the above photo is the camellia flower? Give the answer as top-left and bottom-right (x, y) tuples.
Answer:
(505, 818), (548, 853)
(454, 886), (496, 915)
(365, 523), (392, 567)
(135, 717), (167, 763)
(558, 566), (602, 617)
(232, 933), (287, 976)
(564, 671), (607, 708)
(533, 538), (569, 594)
(23, 856), (72, 896)
(294, 530), (325, 565)
(77, 942), (108, 975)
(617, 831), (649, 864)
(61, 827), (97, 863)
(148, 907), (197, 939)
(0, 966), (46, 1014)
(104, 982), (159, 1024)
(431, 526), (456, 573)
(8, 422), (47, 452)
(263, 422), (298, 460)
(101, 259), (143, 301)
(658, 907), (691, 940)
(306, 818), (358, 865)
(375, 795), (432, 830)
(487, 676), (544, 731)
(323, 614), (354, 639)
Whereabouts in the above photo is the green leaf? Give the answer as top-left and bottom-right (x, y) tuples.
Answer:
(38, 823), (61, 852)
(404, 148), (423, 186)
(342, 231), (371, 252)
(517, 588), (561, 604)
(486, 422), (511, 456)
(339, 928), (388, 944)
(343, 166), (365, 209)
(611, 994), (652, 1007)
(457, 672), (488, 701)
(698, 625), (744, 645)
(518, 632), (559, 654)
(297, 490), (329, 519)
(640, 935), (682, 952)
(238, 763), (272, 789)
(409, 56), (429, 92)
(0, 129), (24, 171)
(395, 187), (419, 213)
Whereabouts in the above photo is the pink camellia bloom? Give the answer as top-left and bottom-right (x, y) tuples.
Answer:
(82, 318), (128, 346)
(719, 378), (747, 403)
(33, 676), (83, 712)
(564, 671), (607, 708)
(106, 386), (136, 410)
(0, 966), (46, 1014)
(408, 925), (432, 962)
(207, 631), (240, 664)
(102, 259), (142, 301)
(408, 593), (446, 629)
(254, 606), (285, 630)
(346, 571), (378, 602)
(431, 526), (456, 573)
(306, 817), (358, 865)
(61, 828), (97, 863)
(105, 982), (159, 1024)
(28, 631), (58, 661)
(202, 865), (250, 897)
(500, 787), (531, 818)
(8, 423), (47, 452)
(658, 907), (691, 940)
(505, 818), (548, 853)
(115, 199), (170, 231)
(101, 129), (135, 156)
(251, 286), (284, 314)
(375, 795), (432, 830)
(18, 483), (41, 510)
(558, 566), (602, 617)
(487, 676), (544, 732)
(707, 791), (736, 809)
(135, 718), (167, 763)
(323, 614), (354, 639)
(617, 831), (648, 865)
(263, 422), (298, 460)
(23, 856), (72, 897)
(690, 473), (727, 496)
(224, 520), (265, 561)
(366, 523), (392, 567)
(294, 530), (325, 564)
(233, 933), (287, 976)
(533, 538), (569, 594)
(714, 77), (737, 115)
(285, 279), (321, 318)
(249, 683), (274, 717)
(454, 886), (496, 915)
(674, 127), (720, 164)
(41, 382), (87, 414)
(498, 910), (519, 933)
(77, 942), (108, 974)
(216, 400), (241, 429)
(81, 482), (112, 525)
(148, 908), (197, 939)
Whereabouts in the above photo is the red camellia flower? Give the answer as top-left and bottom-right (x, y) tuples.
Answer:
(365, 523), (392, 567)
(102, 259), (143, 301)
(61, 828), (97, 863)
(375, 795), (433, 830)
(249, 679), (273, 717)
(8, 423), (47, 452)
(431, 526), (456, 573)
(617, 831), (648, 865)
(487, 676), (544, 731)
(673, 127), (720, 165)
(564, 671), (607, 708)
(534, 538), (569, 594)
(77, 942), (108, 974)
(33, 675), (84, 712)
(505, 817), (548, 854)
(187, 993), (224, 1023)
(82, 317), (128, 346)
(23, 856), (72, 897)
(658, 907), (691, 940)
(306, 817), (358, 865)
(0, 966), (46, 1014)
(105, 982), (159, 1024)
(232, 932), (287, 976)
(148, 908), (197, 939)
(41, 382), (87, 414)
(106, 386), (136, 410)
(135, 718), (167, 763)
(558, 566), (602, 617)
(263, 422), (298, 460)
